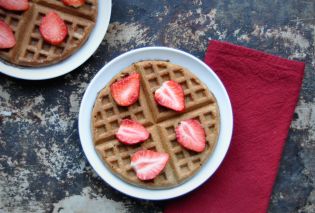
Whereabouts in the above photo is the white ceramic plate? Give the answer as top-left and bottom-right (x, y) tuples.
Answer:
(0, 0), (112, 80)
(79, 47), (233, 200)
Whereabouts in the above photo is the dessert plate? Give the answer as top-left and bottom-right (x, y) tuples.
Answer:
(0, 0), (112, 80)
(79, 47), (233, 200)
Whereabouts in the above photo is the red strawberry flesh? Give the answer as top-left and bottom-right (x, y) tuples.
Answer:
(116, 119), (150, 145)
(0, 0), (29, 11)
(131, 150), (169, 180)
(110, 73), (140, 107)
(0, 20), (16, 49)
(176, 119), (206, 152)
(154, 80), (185, 112)
(62, 0), (85, 7)
(40, 12), (68, 45)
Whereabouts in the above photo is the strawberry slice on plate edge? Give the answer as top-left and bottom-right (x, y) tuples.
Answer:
(110, 73), (140, 107)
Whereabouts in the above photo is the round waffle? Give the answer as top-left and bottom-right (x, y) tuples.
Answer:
(92, 61), (220, 189)
(0, 0), (97, 67)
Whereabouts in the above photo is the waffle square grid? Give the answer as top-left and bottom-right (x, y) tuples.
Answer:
(93, 61), (220, 189)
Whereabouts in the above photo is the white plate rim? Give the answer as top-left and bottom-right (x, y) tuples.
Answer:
(0, 0), (112, 80)
(79, 47), (233, 200)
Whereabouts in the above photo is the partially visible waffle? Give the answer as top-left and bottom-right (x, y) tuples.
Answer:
(0, 0), (97, 67)
(92, 61), (220, 189)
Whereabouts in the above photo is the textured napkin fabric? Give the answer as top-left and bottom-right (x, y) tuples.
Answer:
(165, 40), (305, 213)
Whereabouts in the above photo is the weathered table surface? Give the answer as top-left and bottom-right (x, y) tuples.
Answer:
(1, 0), (314, 212)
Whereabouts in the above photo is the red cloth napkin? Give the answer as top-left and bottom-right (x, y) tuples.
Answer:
(165, 40), (305, 213)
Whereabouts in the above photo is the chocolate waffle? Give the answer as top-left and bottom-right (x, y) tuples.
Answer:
(92, 61), (220, 189)
(0, 0), (97, 67)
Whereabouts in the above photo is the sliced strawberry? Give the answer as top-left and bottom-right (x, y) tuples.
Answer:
(110, 73), (140, 107)
(62, 0), (85, 7)
(176, 119), (206, 152)
(0, 20), (16, 49)
(154, 80), (185, 112)
(0, 0), (29, 11)
(131, 150), (169, 181)
(39, 12), (68, 45)
(116, 119), (150, 145)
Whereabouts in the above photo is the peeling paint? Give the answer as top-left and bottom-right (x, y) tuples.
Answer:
(288, 50), (307, 60)
(104, 22), (156, 51)
(0, 111), (12, 116)
(292, 99), (315, 133)
(154, 5), (170, 22)
(163, 9), (219, 52)
(310, 25), (315, 67)
(242, 23), (314, 61)
(287, 98), (315, 213)
(52, 187), (127, 213)
(291, 100), (315, 147)
(237, 33), (250, 42)
(192, 0), (203, 6)
(0, 167), (46, 213)
(0, 84), (11, 103)
(46, 106), (72, 131)
(250, 24), (311, 52)
(264, 27), (310, 50)
(35, 144), (81, 179)
(233, 28), (241, 37)
(69, 93), (80, 113)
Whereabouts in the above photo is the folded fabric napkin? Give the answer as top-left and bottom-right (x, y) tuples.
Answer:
(165, 40), (305, 213)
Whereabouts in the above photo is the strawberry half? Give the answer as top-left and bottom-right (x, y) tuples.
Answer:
(131, 150), (169, 181)
(110, 73), (140, 107)
(39, 12), (68, 45)
(154, 80), (185, 112)
(62, 0), (85, 7)
(0, 0), (29, 11)
(116, 119), (150, 145)
(0, 20), (16, 49)
(176, 119), (206, 152)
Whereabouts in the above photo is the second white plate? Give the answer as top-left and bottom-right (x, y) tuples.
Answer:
(0, 0), (112, 80)
(79, 47), (233, 200)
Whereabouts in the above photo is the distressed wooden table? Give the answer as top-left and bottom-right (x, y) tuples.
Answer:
(0, 0), (314, 212)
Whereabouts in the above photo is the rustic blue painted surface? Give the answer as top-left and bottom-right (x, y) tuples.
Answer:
(0, 0), (314, 212)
